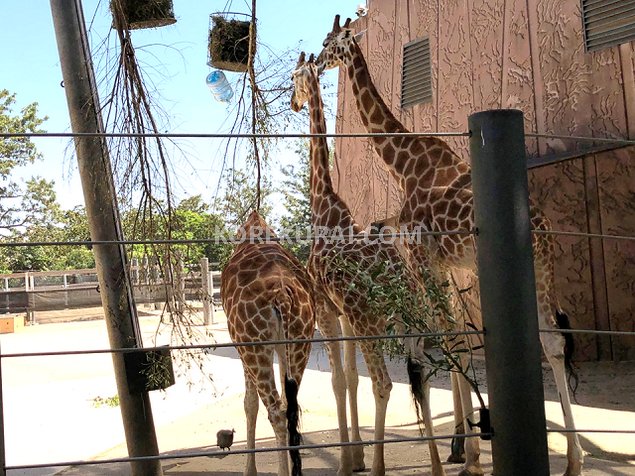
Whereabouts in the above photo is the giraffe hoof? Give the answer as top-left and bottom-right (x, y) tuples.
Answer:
(352, 446), (365, 472)
(447, 453), (466, 464)
(458, 467), (484, 476)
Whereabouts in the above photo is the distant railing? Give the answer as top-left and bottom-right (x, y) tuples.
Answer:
(0, 258), (221, 324)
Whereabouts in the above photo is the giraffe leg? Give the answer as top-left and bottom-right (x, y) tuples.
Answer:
(243, 370), (259, 476)
(456, 370), (483, 476)
(448, 372), (466, 463)
(341, 316), (365, 471)
(406, 355), (447, 476)
(358, 340), (392, 476)
(254, 361), (290, 476)
(316, 300), (354, 475)
(539, 315), (584, 476)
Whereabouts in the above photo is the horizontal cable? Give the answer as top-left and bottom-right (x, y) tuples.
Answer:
(0, 131), (470, 139)
(547, 428), (635, 435)
(6, 131), (635, 145)
(533, 229), (635, 242)
(526, 132), (635, 146)
(3, 431), (491, 471)
(0, 230), (476, 248)
(0, 330), (484, 359)
(540, 328), (635, 337)
(4, 327), (630, 359)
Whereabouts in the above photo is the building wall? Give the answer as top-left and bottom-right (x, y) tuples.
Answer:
(333, 0), (635, 360)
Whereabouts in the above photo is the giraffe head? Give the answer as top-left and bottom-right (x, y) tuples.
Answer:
(315, 15), (364, 74)
(290, 52), (319, 113)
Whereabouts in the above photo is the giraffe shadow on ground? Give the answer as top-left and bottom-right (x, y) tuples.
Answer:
(206, 331), (635, 413)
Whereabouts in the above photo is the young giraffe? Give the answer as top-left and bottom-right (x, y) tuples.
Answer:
(292, 52), (447, 476)
(221, 211), (315, 476)
(315, 15), (584, 476)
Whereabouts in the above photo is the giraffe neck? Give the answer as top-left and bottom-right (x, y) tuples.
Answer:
(306, 70), (356, 230)
(345, 40), (433, 187)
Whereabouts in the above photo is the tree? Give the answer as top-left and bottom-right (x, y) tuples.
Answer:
(279, 140), (311, 262)
(171, 195), (231, 269)
(216, 167), (272, 229)
(0, 90), (49, 231)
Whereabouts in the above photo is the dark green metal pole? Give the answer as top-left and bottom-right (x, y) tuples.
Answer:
(49, 1), (162, 474)
(469, 109), (550, 475)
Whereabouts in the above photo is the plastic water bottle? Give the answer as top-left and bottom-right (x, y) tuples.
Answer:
(206, 70), (234, 103)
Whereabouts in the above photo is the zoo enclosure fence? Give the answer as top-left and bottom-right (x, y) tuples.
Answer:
(1, 114), (635, 474)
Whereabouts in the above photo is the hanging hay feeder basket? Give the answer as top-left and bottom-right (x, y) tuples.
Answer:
(113, 0), (176, 30)
(208, 12), (252, 73)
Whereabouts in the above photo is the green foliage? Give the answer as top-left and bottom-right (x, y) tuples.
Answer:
(216, 167), (272, 230)
(279, 141), (311, 263)
(329, 253), (481, 395)
(0, 90), (49, 231)
(140, 349), (175, 391)
(92, 395), (120, 408)
(0, 90), (46, 169)
(171, 195), (232, 268)
(121, 195), (231, 271)
(0, 184), (94, 272)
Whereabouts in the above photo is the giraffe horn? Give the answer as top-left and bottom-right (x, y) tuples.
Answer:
(296, 51), (306, 67)
(343, 17), (352, 28)
(333, 14), (341, 33)
(308, 53), (315, 63)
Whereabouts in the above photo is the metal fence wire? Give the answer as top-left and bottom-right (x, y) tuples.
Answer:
(0, 126), (634, 473)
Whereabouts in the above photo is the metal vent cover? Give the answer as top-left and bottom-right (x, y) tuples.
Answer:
(401, 37), (432, 108)
(582, 0), (635, 52)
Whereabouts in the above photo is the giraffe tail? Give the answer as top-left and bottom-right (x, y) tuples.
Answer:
(274, 293), (304, 476)
(285, 375), (303, 476)
(406, 357), (426, 435)
(556, 309), (579, 399)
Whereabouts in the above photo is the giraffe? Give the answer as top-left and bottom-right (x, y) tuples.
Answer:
(314, 15), (584, 476)
(221, 210), (315, 476)
(291, 52), (448, 476)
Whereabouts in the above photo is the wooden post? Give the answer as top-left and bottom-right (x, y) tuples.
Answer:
(200, 258), (214, 325)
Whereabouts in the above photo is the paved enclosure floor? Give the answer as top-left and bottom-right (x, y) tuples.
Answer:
(1, 309), (634, 475)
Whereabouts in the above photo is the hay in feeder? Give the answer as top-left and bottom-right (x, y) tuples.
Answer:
(208, 15), (251, 73)
(116, 0), (176, 30)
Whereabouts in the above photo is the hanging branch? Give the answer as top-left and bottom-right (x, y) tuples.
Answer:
(103, 0), (216, 383)
(248, 0), (261, 211)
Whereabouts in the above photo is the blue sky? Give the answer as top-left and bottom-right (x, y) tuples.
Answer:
(1, 0), (362, 215)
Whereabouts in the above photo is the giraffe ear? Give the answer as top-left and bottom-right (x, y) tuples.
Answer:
(354, 29), (366, 42)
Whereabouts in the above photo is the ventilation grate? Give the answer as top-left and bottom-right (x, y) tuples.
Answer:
(581, 0), (635, 52)
(401, 37), (432, 108)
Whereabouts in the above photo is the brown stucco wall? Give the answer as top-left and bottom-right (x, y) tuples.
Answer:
(332, 0), (635, 360)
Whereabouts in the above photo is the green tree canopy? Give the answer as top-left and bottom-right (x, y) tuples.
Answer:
(216, 167), (272, 230)
(0, 90), (49, 231)
(279, 140), (311, 263)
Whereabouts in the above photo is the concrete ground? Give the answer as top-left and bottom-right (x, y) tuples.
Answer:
(2, 308), (634, 475)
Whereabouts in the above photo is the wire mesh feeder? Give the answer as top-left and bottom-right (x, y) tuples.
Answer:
(208, 12), (252, 73)
(113, 0), (176, 30)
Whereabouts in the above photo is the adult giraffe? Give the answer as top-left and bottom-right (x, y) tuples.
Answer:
(314, 15), (584, 476)
(292, 52), (447, 476)
(221, 211), (314, 476)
